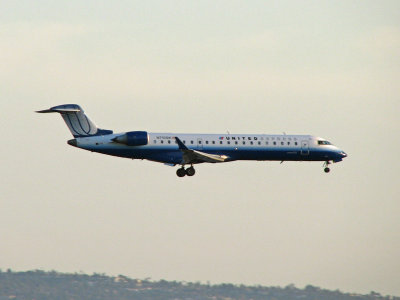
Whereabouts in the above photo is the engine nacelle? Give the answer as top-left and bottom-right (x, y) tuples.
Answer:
(112, 131), (148, 146)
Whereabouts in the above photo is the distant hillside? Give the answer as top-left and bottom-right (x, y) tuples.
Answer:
(0, 269), (398, 300)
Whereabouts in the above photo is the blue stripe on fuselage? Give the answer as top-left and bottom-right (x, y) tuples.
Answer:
(83, 145), (342, 165)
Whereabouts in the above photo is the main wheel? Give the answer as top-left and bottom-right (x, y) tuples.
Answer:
(185, 166), (196, 176)
(176, 168), (186, 177)
(324, 167), (330, 173)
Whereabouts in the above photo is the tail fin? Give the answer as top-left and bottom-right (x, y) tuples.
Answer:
(37, 104), (113, 137)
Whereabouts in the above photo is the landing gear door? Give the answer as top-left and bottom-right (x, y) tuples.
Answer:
(301, 140), (309, 155)
(197, 138), (203, 150)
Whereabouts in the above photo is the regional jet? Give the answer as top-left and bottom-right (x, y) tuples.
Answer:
(37, 104), (347, 177)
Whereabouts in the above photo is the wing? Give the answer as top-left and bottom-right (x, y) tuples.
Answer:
(175, 137), (229, 164)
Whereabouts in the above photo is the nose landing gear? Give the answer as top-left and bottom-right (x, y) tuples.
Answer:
(176, 165), (196, 177)
(323, 161), (331, 173)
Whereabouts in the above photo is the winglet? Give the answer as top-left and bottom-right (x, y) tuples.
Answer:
(175, 137), (189, 150)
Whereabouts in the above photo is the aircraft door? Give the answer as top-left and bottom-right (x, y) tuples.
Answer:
(197, 138), (203, 150)
(301, 140), (309, 155)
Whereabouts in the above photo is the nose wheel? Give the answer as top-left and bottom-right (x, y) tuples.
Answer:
(176, 166), (196, 177)
(323, 161), (331, 173)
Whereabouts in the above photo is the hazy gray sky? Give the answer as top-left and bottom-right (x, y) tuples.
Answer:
(1, 0), (400, 296)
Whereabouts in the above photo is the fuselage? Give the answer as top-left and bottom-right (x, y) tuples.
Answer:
(69, 132), (347, 166)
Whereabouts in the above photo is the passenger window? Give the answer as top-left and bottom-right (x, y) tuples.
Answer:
(273, 142), (276, 145)
(206, 141), (209, 144)
(191, 141), (194, 144)
(183, 140), (186, 144)
(258, 141), (261, 145)
(266, 142), (269, 145)
(198, 140), (202, 144)
(220, 141), (223, 144)
(243, 141), (246, 145)
(287, 142), (290, 145)
(295, 142), (298, 145)
(250, 141), (253, 145)
(281, 142), (284, 145)
(168, 140), (171, 144)
(227, 141), (230, 145)
(154, 140), (157, 143)
(235, 141), (238, 145)
(212, 141), (215, 144)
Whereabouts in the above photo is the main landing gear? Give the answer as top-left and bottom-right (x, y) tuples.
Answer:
(176, 166), (196, 177)
(323, 161), (331, 173)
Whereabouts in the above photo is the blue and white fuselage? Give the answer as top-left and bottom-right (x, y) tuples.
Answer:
(38, 104), (347, 177)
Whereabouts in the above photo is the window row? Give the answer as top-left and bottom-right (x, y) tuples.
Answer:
(153, 140), (298, 146)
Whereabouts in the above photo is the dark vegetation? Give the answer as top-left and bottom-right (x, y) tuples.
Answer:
(0, 269), (398, 300)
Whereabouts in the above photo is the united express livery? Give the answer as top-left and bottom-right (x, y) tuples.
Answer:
(37, 104), (347, 177)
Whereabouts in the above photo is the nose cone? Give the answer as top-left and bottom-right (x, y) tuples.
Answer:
(332, 149), (347, 162)
(337, 150), (347, 160)
(67, 139), (77, 147)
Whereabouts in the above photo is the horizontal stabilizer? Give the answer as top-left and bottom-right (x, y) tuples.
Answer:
(36, 108), (80, 113)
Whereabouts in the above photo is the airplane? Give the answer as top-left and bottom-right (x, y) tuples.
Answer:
(37, 104), (347, 177)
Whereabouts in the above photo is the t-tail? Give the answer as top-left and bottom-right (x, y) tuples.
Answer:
(36, 104), (113, 137)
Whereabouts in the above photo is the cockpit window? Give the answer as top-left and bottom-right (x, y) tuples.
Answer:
(318, 140), (331, 145)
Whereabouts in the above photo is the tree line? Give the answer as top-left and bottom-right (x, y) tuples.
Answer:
(0, 269), (398, 300)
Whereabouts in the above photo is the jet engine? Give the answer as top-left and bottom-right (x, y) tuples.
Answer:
(112, 131), (148, 146)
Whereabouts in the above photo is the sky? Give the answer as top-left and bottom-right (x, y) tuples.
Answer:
(1, 0), (400, 296)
